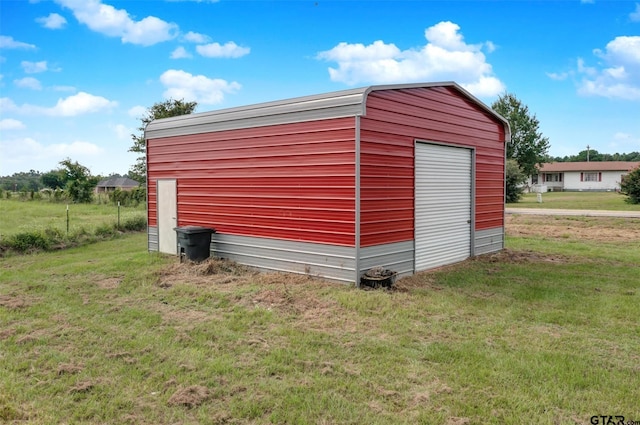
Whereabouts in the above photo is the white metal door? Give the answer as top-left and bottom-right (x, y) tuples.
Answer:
(157, 179), (177, 255)
(415, 143), (472, 271)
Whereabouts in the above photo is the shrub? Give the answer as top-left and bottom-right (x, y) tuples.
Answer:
(43, 227), (64, 241)
(94, 223), (117, 238)
(7, 231), (51, 252)
(108, 187), (146, 207)
(119, 216), (147, 232)
(620, 166), (640, 204)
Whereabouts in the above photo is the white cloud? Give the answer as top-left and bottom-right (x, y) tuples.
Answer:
(159, 69), (241, 104)
(461, 76), (507, 98)
(128, 105), (147, 118)
(52, 85), (77, 92)
(112, 123), (131, 140)
(196, 42), (250, 58)
(21, 60), (49, 74)
(0, 92), (117, 116)
(171, 46), (192, 59)
(577, 36), (640, 100)
(546, 72), (569, 81)
(0, 35), (36, 49)
(14, 77), (42, 90)
(183, 31), (209, 43)
(0, 137), (104, 172)
(47, 92), (118, 116)
(0, 118), (26, 130)
(0, 97), (19, 114)
(50, 140), (105, 156)
(316, 21), (505, 97)
(36, 12), (68, 29)
(484, 41), (497, 54)
(55, 0), (178, 46)
(630, 3), (640, 22)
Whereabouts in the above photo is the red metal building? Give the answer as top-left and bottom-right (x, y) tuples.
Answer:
(146, 82), (510, 283)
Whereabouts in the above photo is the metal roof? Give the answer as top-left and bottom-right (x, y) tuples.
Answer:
(145, 82), (510, 140)
(96, 177), (140, 188)
(539, 161), (640, 172)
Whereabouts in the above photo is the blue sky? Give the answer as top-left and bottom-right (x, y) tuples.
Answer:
(1, 0), (639, 177)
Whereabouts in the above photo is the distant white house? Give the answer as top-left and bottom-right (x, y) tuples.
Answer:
(528, 161), (640, 192)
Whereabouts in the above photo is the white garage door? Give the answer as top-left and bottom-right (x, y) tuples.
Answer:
(415, 143), (472, 271)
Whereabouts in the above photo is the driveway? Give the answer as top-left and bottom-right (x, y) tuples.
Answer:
(505, 208), (640, 218)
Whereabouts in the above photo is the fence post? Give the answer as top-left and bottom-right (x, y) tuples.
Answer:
(66, 204), (69, 235)
(117, 201), (121, 229)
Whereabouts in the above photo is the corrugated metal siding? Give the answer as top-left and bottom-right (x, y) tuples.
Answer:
(415, 143), (472, 271)
(359, 86), (506, 248)
(474, 227), (504, 255)
(147, 118), (357, 246)
(148, 226), (158, 252)
(359, 241), (414, 279)
(213, 234), (357, 283)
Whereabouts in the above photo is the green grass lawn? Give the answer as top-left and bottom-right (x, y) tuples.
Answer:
(507, 191), (640, 211)
(0, 198), (146, 239)
(1, 223), (639, 424)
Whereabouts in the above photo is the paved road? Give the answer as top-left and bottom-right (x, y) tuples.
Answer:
(505, 208), (640, 218)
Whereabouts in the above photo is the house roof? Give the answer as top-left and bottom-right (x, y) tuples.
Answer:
(539, 161), (640, 172)
(96, 177), (140, 188)
(145, 82), (510, 140)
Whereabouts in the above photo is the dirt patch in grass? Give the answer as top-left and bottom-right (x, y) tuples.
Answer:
(69, 380), (94, 394)
(159, 259), (342, 315)
(57, 363), (83, 375)
(479, 248), (573, 264)
(158, 258), (255, 288)
(160, 306), (213, 324)
(0, 294), (36, 309)
(167, 385), (211, 408)
(16, 329), (50, 345)
(0, 328), (16, 340)
(95, 275), (122, 289)
(506, 214), (640, 242)
(394, 273), (443, 292)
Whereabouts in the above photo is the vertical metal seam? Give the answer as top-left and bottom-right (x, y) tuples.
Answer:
(354, 116), (361, 286)
(413, 140), (423, 273)
(470, 147), (476, 256)
(155, 179), (160, 252)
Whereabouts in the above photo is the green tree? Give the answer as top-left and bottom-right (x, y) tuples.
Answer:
(41, 170), (66, 189)
(505, 159), (527, 203)
(129, 99), (198, 184)
(574, 148), (603, 162)
(59, 158), (98, 203)
(492, 93), (550, 178)
(620, 166), (640, 204)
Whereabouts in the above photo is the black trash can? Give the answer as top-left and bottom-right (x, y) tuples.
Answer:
(174, 226), (215, 262)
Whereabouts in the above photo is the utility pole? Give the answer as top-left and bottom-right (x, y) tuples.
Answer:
(586, 145), (590, 162)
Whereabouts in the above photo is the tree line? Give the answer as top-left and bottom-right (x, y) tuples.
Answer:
(548, 150), (640, 163)
(0, 163), (132, 196)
